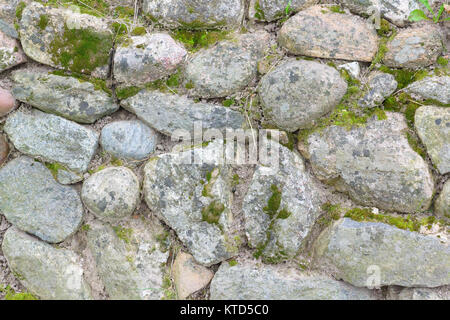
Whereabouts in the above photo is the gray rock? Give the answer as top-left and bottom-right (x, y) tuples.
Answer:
(279, 5), (378, 62)
(405, 76), (450, 105)
(313, 218), (450, 287)
(56, 167), (84, 185)
(337, 62), (360, 79)
(4, 109), (98, 173)
(243, 141), (325, 262)
(121, 90), (245, 137)
(0, 157), (83, 243)
(100, 120), (158, 161)
(0, 18), (18, 39)
(18, 2), (113, 77)
(307, 112), (434, 213)
(11, 70), (118, 123)
(184, 31), (269, 98)
(142, 0), (245, 29)
(0, 30), (26, 72)
(435, 180), (449, 218)
(414, 106), (450, 174)
(259, 59), (347, 131)
(2, 227), (92, 300)
(210, 262), (377, 299)
(86, 219), (169, 300)
(0, 0), (29, 26)
(389, 286), (450, 300)
(143, 140), (238, 266)
(358, 72), (398, 108)
(249, 0), (318, 21)
(82, 167), (140, 222)
(113, 33), (187, 87)
(384, 24), (444, 69)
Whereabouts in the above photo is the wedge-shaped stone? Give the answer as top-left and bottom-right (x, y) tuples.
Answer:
(0, 30), (26, 72)
(406, 76), (450, 105)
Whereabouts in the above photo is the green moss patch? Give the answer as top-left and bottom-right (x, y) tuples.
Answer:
(131, 26), (146, 36)
(378, 66), (429, 89)
(16, 1), (27, 20)
(49, 70), (112, 96)
(202, 200), (225, 225)
(113, 225), (133, 244)
(1, 286), (38, 300)
(38, 14), (49, 30)
(171, 30), (231, 52)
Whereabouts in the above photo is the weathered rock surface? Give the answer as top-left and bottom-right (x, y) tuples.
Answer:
(435, 180), (449, 218)
(4, 109), (98, 173)
(142, 0), (245, 29)
(259, 59), (347, 131)
(173, 252), (214, 299)
(18, 2), (113, 77)
(0, 87), (15, 117)
(100, 120), (158, 161)
(337, 62), (360, 79)
(0, 134), (8, 165)
(55, 167), (83, 185)
(249, 0), (318, 21)
(405, 76), (450, 105)
(358, 72), (398, 108)
(243, 141), (325, 262)
(114, 33), (187, 87)
(11, 70), (118, 123)
(414, 106), (449, 175)
(184, 31), (269, 98)
(389, 286), (450, 300)
(121, 90), (245, 136)
(307, 112), (434, 213)
(0, 30), (26, 72)
(384, 24), (444, 69)
(0, 157), (83, 243)
(2, 227), (92, 300)
(313, 218), (450, 287)
(86, 219), (169, 300)
(143, 140), (237, 266)
(210, 262), (376, 299)
(279, 5), (378, 62)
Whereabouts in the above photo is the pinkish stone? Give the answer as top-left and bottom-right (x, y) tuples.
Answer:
(0, 87), (16, 117)
(0, 30), (26, 73)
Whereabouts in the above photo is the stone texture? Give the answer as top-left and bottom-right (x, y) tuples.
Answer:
(121, 90), (245, 136)
(358, 72), (398, 108)
(100, 120), (158, 161)
(143, 140), (237, 266)
(0, 30), (26, 72)
(2, 227), (92, 300)
(279, 5), (378, 62)
(337, 62), (360, 79)
(173, 252), (214, 299)
(405, 76), (450, 105)
(86, 219), (169, 300)
(243, 141), (325, 262)
(0, 87), (15, 117)
(114, 33), (187, 87)
(0, 134), (8, 165)
(142, 0), (245, 29)
(210, 262), (376, 299)
(249, 0), (318, 21)
(389, 286), (450, 300)
(18, 2), (113, 77)
(313, 218), (450, 287)
(435, 180), (449, 218)
(384, 24), (444, 69)
(55, 168), (83, 185)
(11, 70), (118, 123)
(307, 112), (434, 213)
(259, 59), (347, 131)
(4, 109), (98, 173)
(184, 31), (269, 98)
(0, 156), (83, 243)
(414, 106), (450, 174)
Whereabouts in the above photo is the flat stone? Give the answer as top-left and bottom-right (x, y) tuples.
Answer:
(307, 112), (434, 213)
(405, 76), (450, 105)
(82, 167), (140, 222)
(358, 72), (398, 108)
(142, 0), (245, 29)
(121, 90), (245, 137)
(0, 30), (26, 73)
(435, 180), (449, 218)
(114, 33), (187, 87)
(259, 59), (347, 131)
(2, 227), (92, 299)
(414, 106), (450, 174)
(384, 24), (444, 69)
(100, 120), (158, 161)
(0, 134), (8, 165)
(12, 70), (118, 123)
(210, 261), (377, 299)
(0, 87), (15, 117)
(313, 218), (450, 287)
(279, 5), (378, 62)
(4, 109), (98, 173)
(0, 157), (83, 243)
(249, 0), (318, 21)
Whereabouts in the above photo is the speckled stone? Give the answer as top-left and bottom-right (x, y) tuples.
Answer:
(0, 29), (26, 72)
(249, 0), (318, 22)
(358, 72), (398, 108)
(405, 76), (450, 105)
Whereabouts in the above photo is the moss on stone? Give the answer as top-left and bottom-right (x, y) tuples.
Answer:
(329, 5), (345, 14)
(377, 19), (391, 37)
(202, 200), (225, 225)
(113, 225), (133, 244)
(436, 56), (448, 66)
(131, 26), (146, 36)
(115, 86), (141, 100)
(45, 162), (65, 179)
(1, 286), (38, 300)
(228, 259), (238, 266)
(254, 0), (265, 20)
(369, 28), (397, 70)
(15, 1), (26, 20)
(378, 66), (429, 89)
(38, 14), (49, 30)
(49, 70), (112, 96)
(171, 29), (231, 52)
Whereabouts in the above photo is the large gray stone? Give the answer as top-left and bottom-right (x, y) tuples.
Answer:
(121, 90), (245, 137)
(405, 76), (450, 105)
(307, 112), (434, 213)
(143, 0), (245, 29)
(435, 180), (449, 218)
(259, 59), (347, 132)
(313, 218), (450, 287)
(2, 227), (92, 300)
(279, 5), (378, 62)
(414, 106), (450, 174)
(143, 140), (238, 266)
(249, 0), (318, 21)
(0, 157), (83, 243)
(11, 70), (118, 123)
(210, 262), (376, 299)
(358, 72), (398, 109)
(243, 141), (325, 263)
(4, 109), (98, 173)
(389, 286), (450, 300)
(0, 30), (26, 72)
